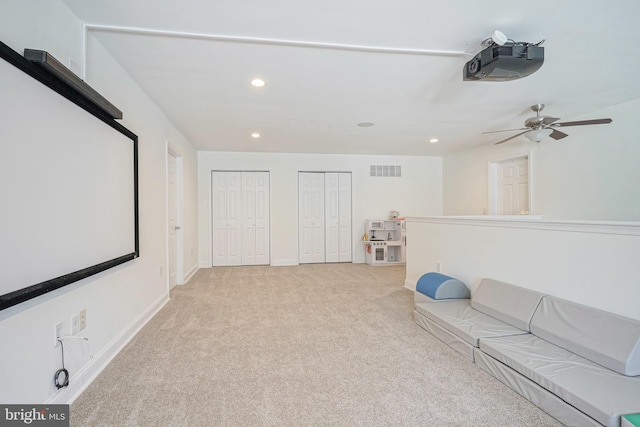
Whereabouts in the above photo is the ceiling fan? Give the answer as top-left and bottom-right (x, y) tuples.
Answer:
(484, 104), (612, 145)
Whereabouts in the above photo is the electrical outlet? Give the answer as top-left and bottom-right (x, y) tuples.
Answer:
(160, 266), (163, 276)
(54, 322), (63, 347)
(71, 314), (80, 335)
(436, 262), (442, 272)
(79, 308), (87, 330)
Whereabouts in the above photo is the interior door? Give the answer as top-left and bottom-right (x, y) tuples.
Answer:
(212, 172), (242, 266)
(241, 172), (257, 265)
(225, 173), (243, 265)
(253, 172), (270, 265)
(241, 171), (270, 265)
(299, 172), (325, 263)
(498, 158), (529, 215)
(324, 173), (340, 263)
(212, 172), (228, 266)
(168, 153), (178, 288)
(338, 173), (352, 262)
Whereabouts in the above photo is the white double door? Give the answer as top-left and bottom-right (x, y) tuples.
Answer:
(212, 171), (270, 266)
(298, 172), (352, 264)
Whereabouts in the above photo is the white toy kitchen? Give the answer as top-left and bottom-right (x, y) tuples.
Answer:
(363, 219), (406, 266)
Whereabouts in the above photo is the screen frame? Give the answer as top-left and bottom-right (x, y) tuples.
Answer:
(0, 40), (139, 311)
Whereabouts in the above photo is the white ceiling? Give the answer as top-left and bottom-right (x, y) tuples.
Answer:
(62, 0), (640, 155)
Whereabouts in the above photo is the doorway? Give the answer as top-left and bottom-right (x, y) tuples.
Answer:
(167, 147), (183, 289)
(488, 153), (533, 215)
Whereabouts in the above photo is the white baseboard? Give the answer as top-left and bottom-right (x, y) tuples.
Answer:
(404, 278), (416, 291)
(183, 263), (199, 284)
(270, 259), (298, 266)
(45, 293), (170, 405)
(200, 259), (299, 267)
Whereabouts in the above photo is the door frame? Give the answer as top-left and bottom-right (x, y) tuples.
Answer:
(166, 144), (184, 290)
(487, 151), (534, 216)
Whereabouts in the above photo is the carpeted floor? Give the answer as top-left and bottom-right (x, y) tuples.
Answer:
(71, 264), (562, 426)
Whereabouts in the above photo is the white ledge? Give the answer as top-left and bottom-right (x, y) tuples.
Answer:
(405, 216), (640, 236)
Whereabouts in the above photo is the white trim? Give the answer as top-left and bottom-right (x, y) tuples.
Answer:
(209, 171), (214, 267)
(404, 279), (416, 291)
(84, 24), (468, 58)
(270, 259), (298, 267)
(183, 263), (199, 284)
(45, 294), (169, 405)
(405, 216), (640, 236)
(166, 147), (171, 293)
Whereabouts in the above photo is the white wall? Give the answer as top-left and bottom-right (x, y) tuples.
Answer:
(0, 0), (198, 403)
(443, 99), (640, 221)
(405, 217), (640, 321)
(198, 152), (443, 266)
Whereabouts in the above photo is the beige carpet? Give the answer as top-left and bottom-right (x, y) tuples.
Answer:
(71, 264), (562, 426)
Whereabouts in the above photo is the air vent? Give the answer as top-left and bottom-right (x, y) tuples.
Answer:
(370, 165), (401, 177)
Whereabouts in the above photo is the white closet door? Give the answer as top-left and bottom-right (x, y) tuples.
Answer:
(225, 173), (243, 266)
(299, 172), (325, 263)
(241, 172), (257, 265)
(325, 173), (340, 263)
(254, 172), (270, 265)
(212, 172), (242, 266)
(212, 173), (228, 266)
(338, 173), (352, 262)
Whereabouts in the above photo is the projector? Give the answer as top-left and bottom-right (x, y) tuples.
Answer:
(463, 43), (544, 81)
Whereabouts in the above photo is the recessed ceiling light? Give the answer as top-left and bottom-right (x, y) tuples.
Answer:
(251, 133), (261, 138)
(250, 78), (266, 87)
(429, 138), (439, 144)
(357, 122), (375, 127)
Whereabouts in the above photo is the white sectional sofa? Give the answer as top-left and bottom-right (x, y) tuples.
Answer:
(414, 278), (640, 427)
(414, 278), (543, 361)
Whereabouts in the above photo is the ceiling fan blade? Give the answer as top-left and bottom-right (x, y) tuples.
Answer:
(552, 118), (612, 127)
(482, 127), (528, 134)
(549, 129), (569, 140)
(494, 130), (530, 145)
(542, 116), (560, 125)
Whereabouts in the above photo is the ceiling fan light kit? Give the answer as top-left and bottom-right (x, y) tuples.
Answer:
(524, 128), (553, 143)
(484, 104), (613, 145)
(464, 31), (545, 81)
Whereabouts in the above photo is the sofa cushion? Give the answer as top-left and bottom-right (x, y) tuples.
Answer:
(530, 296), (640, 376)
(415, 300), (528, 347)
(414, 310), (475, 361)
(471, 279), (544, 331)
(479, 334), (640, 427)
